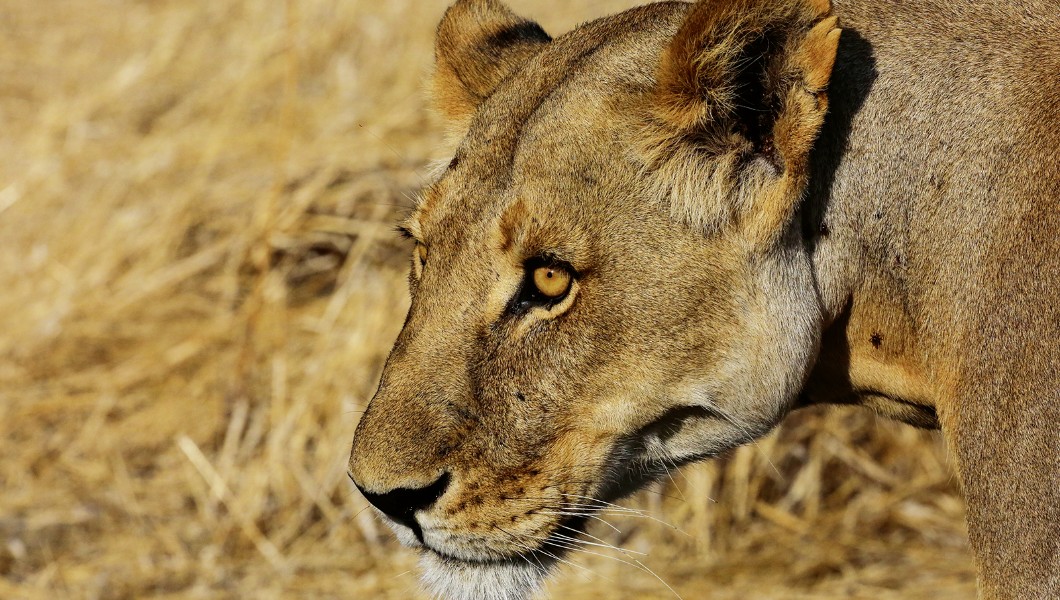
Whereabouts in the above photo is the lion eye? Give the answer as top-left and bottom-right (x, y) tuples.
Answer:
(532, 265), (571, 299)
(510, 257), (577, 314)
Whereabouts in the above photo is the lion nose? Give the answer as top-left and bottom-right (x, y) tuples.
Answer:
(351, 472), (451, 541)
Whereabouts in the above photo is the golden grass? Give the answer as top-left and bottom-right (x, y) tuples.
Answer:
(0, 0), (975, 598)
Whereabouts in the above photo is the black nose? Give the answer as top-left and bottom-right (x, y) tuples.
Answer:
(352, 472), (450, 542)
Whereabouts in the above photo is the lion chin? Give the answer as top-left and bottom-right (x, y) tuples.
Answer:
(419, 552), (548, 600)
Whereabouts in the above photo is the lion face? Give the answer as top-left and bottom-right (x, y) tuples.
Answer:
(349, 0), (839, 597)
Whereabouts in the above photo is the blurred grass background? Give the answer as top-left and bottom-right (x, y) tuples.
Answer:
(0, 0), (976, 598)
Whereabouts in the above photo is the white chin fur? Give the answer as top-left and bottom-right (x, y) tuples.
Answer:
(419, 552), (548, 600)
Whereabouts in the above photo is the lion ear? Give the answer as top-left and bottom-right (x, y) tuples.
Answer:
(433, 0), (551, 129)
(649, 0), (840, 246)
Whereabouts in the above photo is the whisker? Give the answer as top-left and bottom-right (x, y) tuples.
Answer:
(553, 499), (690, 537)
(493, 526), (603, 584)
(552, 500), (650, 516)
(533, 509), (623, 534)
(657, 453), (694, 500)
(503, 529), (639, 577)
(711, 408), (783, 480)
(556, 525), (632, 554)
(512, 527), (685, 600)
(632, 556), (686, 600)
(560, 494), (653, 515)
(548, 531), (647, 557)
(507, 492), (691, 538)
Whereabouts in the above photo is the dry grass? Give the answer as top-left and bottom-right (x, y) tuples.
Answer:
(0, 1), (976, 598)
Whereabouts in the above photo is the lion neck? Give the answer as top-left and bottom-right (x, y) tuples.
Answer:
(791, 23), (940, 428)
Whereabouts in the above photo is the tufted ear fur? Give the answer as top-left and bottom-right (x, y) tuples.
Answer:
(433, 0), (551, 131)
(641, 0), (840, 247)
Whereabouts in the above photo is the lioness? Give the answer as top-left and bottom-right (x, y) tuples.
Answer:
(348, 0), (1060, 597)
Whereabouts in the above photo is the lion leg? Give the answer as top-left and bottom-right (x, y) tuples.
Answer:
(941, 322), (1060, 597)
(945, 404), (1060, 598)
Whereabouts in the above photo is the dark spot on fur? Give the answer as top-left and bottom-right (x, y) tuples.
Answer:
(874, 209), (883, 219)
(510, 515), (518, 523)
(870, 332), (883, 348)
(818, 221), (830, 236)
(516, 487), (525, 495)
(448, 155), (460, 170)
(515, 391), (526, 402)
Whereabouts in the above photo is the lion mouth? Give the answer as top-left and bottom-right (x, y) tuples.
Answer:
(423, 515), (588, 569)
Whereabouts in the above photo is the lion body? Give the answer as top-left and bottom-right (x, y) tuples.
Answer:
(350, 1), (1060, 598)
(805, 4), (1060, 594)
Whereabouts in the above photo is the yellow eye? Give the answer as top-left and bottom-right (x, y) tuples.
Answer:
(532, 265), (571, 299)
(416, 244), (428, 266)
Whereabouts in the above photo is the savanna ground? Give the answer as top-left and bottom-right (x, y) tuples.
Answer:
(0, 1), (977, 598)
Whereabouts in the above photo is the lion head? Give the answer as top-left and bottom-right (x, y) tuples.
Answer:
(349, 0), (840, 597)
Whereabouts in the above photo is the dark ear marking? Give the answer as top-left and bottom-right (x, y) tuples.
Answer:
(485, 21), (550, 53)
(730, 30), (783, 169)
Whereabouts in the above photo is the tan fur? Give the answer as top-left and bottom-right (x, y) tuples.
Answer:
(350, 1), (1060, 598)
